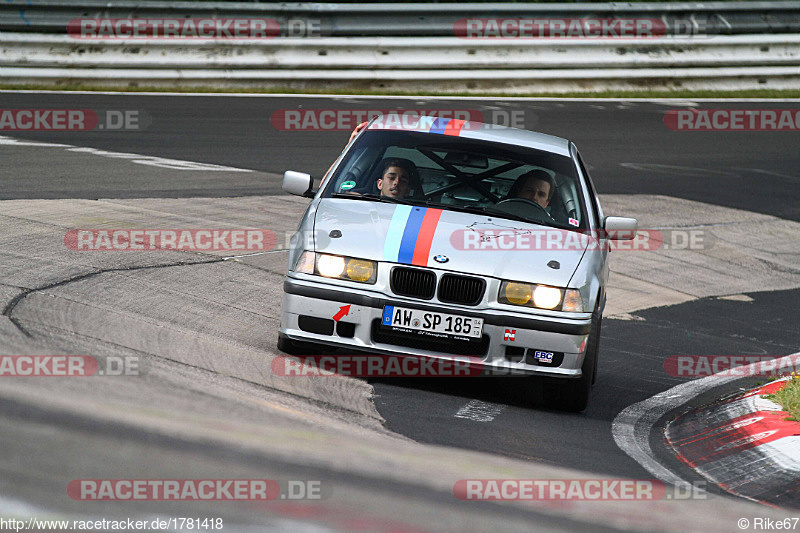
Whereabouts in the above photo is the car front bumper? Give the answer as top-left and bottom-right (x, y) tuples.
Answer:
(280, 275), (593, 378)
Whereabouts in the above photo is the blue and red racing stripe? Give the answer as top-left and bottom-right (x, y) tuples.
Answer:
(384, 206), (443, 266)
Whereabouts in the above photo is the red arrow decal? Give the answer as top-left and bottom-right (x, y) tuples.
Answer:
(332, 305), (351, 322)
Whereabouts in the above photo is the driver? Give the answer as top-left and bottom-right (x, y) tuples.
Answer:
(507, 169), (555, 209)
(376, 159), (412, 199)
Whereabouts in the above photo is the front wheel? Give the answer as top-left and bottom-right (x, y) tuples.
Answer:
(546, 310), (601, 413)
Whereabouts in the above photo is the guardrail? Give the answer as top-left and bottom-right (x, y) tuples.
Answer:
(4, 34), (799, 70)
(1, 2), (798, 92)
(2, 34), (799, 93)
(2, 1), (800, 36)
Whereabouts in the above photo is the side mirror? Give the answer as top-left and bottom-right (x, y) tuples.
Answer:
(283, 171), (315, 197)
(603, 216), (638, 240)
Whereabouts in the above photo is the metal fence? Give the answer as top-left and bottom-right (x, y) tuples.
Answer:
(1, 1), (799, 92)
(3, 1), (800, 35)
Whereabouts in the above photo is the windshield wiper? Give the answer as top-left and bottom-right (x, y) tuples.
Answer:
(483, 207), (571, 229)
(417, 201), (493, 217)
(417, 201), (555, 226)
(331, 194), (571, 229)
(331, 192), (418, 205)
(420, 200), (571, 229)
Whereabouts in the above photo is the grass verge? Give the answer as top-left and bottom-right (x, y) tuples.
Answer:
(765, 374), (800, 422)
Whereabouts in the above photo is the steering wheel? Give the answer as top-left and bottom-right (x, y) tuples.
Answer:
(493, 198), (551, 220)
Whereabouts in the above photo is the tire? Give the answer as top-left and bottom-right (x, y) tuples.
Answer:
(590, 313), (602, 385)
(546, 309), (601, 413)
(277, 334), (321, 356)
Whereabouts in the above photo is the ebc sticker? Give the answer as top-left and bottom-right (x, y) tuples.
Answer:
(340, 180), (356, 190)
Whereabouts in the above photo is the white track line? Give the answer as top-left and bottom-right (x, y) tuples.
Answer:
(0, 135), (251, 172)
(612, 351), (800, 487)
(455, 399), (505, 422)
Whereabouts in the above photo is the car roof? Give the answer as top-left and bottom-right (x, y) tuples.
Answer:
(366, 115), (572, 157)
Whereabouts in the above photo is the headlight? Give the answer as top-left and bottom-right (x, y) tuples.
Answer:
(293, 252), (377, 284)
(346, 259), (375, 282)
(317, 254), (346, 278)
(532, 285), (561, 309)
(499, 281), (584, 312)
(503, 282), (533, 305)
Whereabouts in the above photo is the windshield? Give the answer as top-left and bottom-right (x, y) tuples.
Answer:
(321, 130), (587, 230)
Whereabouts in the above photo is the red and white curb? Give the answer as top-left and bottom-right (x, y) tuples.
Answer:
(666, 379), (800, 506)
(612, 352), (800, 504)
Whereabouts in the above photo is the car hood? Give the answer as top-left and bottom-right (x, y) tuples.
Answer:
(313, 199), (590, 286)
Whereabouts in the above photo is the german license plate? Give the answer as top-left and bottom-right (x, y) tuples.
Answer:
(381, 305), (483, 339)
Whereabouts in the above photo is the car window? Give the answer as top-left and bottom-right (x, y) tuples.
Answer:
(324, 130), (587, 230)
(575, 150), (601, 229)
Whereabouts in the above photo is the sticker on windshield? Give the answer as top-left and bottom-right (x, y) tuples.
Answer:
(340, 181), (356, 190)
(569, 218), (579, 227)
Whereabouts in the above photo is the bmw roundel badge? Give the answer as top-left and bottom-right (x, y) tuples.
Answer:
(433, 255), (449, 263)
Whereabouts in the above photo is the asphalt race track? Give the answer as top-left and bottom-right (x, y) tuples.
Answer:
(2, 92), (798, 221)
(1, 91), (799, 531)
